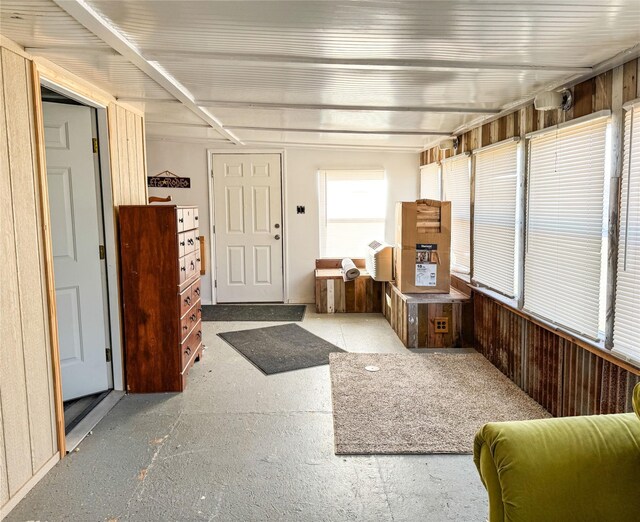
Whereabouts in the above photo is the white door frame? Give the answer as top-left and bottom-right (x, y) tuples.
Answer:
(207, 149), (288, 304)
(40, 77), (124, 392)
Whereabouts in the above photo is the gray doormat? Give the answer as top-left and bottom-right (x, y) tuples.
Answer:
(218, 323), (345, 374)
(202, 304), (306, 322)
(329, 352), (549, 455)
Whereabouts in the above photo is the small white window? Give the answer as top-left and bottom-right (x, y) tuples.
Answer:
(442, 155), (471, 274)
(613, 104), (640, 365)
(473, 140), (520, 298)
(420, 163), (441, 200)
(524, 116), (611, 341)
(318, 170), (386, 258)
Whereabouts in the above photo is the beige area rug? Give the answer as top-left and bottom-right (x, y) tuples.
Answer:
(329, 352), (550, 454)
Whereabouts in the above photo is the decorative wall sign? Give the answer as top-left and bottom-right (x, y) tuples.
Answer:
(147, 170), (191, 188)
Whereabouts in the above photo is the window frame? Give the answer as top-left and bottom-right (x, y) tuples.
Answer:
(522, 111), (613, 345)
(317, 169), (387, 259)
(441, 153), (472, 276)
(470, 137), (524, 304)
(419, 162), (441, 200)
(612, 100), (640, 365)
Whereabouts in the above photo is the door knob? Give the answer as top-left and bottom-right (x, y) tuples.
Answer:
(274, 223), (280, 229)
(274, 234), (281, 240)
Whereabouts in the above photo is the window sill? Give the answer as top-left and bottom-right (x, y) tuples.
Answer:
(470, 285), (640, 376)
(451, 271), (470, 283)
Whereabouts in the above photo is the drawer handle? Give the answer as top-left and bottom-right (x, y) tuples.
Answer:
(180, 241), (185, 246)
(194, 288), (200, 295)
(181, 266), (186, 272)
(196, 331), (202, 339)
(190, 261), (195, 268)
(179, 218), (184, 223)
(185, 296), (191, 305)
(185, 347), (191, 355)
(190, 314), (197, 322)
(195, 215), (199, 221)
(187, 238), (194, 245)
(198, 307), (202, 313)
(182, 325), (188, 331)
(196, 257), (201, 262)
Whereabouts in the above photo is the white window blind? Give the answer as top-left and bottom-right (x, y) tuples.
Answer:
(613, 104), (640, 364)
(420, 163), (441, 200)
(473, 141), (519, 297)
(318, 170), (386, 258)
(524, 117), (610, 340)
(442, 155), (471, 273)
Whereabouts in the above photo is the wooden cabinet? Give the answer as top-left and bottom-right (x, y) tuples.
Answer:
(119, 205), (203, 393)
(383, 282), (473, 349)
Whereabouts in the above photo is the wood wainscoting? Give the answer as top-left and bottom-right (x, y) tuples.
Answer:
(474, 292), (639, 416)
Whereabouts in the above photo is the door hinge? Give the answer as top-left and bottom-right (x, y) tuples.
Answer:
(99, 245), (106, 259)
(214, 280), (217, 288)
(92, 138), (99, 154)
(212, 225), (215, 234)
(105, 347), (112, 362)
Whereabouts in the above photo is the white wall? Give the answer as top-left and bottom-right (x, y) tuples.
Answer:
(283, 148), (419, 302)
(146, 140), (419, 304)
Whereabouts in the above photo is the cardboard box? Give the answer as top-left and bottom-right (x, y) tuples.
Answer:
(396, 200), (451, 248)
(394, 200), (451, 294)
(394, 247), (451, 293)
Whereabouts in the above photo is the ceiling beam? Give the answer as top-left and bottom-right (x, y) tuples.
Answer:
(146, 121), (209, 128)
(26, 46), (119, 56)
(51, 0), (241, 144)
(240, 140), (423, 153)
(116, 97), (181, 104)
(196, 100), (500, 115)
(144, 50), (592, 73)
(223, 125), (451, 136)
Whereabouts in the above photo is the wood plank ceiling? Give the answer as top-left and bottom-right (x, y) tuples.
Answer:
(1, 0), (639, 151)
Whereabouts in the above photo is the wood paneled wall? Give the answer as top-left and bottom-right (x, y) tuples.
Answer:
(108, 103), (147, 206)
(420, 58), (639, 165)
(0, 46), (58, 512)
(474, 293), (640, 416)
(0, 39), (148, 515)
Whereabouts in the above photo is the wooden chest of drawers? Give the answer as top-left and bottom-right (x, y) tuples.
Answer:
(119, 205), (203, 393)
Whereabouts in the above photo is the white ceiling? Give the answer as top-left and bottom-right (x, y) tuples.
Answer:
(2, 0), (639, 151)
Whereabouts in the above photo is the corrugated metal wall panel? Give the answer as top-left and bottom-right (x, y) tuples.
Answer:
(473, 292), (638, 417)
(600, 362), (640, 414)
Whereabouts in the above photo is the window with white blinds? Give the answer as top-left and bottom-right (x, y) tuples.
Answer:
(442, 155), (471, 273)
(524, 116), (610, 340)
(318, 170), (386, 258)
(613, 104), (640, 364)
(420, 163), (441, 200)
(473, 141), (519, 297)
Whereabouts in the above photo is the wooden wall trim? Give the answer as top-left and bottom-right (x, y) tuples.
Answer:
(0, 35), (31, 60)
(29, 63), (66, 457)
(35, 57), (144, 117)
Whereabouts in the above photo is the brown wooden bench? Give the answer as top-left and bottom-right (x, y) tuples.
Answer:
(314, 259), (383, 313)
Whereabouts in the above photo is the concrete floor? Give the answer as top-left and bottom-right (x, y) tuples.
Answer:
(7, 308), (487, 522)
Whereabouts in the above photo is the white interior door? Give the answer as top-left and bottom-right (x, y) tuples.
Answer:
(43, 101), (109, 401)
(213, 154), (284, 302)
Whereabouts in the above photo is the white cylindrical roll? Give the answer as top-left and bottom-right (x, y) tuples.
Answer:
(341, 258), (361, 281)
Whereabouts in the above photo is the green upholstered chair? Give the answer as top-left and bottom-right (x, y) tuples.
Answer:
(474, 383), (640, 522)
